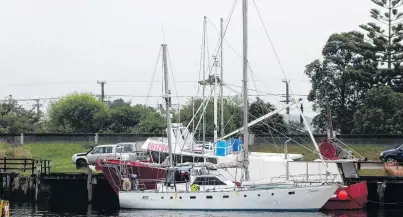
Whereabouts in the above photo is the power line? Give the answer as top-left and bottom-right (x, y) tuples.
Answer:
(224, 83), (308, 97)
(0, 81), (93, 87)
(0, 80), (203, 87)
(0, 97), (59, 102)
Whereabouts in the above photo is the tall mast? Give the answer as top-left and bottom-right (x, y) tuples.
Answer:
(220, 17), (225, 138)
(162, 44), (173, 167)
(242, 0), (250, 181)
(213, 57), (218, 144)
(202, 16), (207, 146)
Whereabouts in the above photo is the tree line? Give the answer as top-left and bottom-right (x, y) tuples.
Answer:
(5, 0), (400, 135)
(0, 93), (295, 136)
(305, 0), (403, 134)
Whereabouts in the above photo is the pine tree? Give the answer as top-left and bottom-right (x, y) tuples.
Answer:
(360, 0), (403, 90)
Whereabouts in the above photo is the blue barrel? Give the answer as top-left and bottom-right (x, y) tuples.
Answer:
(216, 140), (229, 156)
(232, 138), (242, 152)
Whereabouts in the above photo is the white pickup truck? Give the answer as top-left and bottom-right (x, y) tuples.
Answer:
(72, 142), (148, 169)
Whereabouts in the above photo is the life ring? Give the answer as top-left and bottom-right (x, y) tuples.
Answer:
(190, 184), (200, 192)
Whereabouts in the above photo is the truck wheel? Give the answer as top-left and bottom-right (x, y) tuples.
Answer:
(76, 159), (88, 169)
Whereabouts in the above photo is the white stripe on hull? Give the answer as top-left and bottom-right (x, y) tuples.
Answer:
(119, 185), (338, 211)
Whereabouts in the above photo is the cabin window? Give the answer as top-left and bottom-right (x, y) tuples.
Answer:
(244, 195), (247, 197)
(193, 177), (226, 185)
(258, 194), (260, 197)
(206, 157), (217, 164)
(171, 154), (183, 165)
(223, 195), (229, 198)
(206, 196), (213, 199)
(194, 157), (204, 163)
(190, 196), (196, 199)
(182, 155), (193, 163)
(271, 193), (274, 196)
(142, 196), (149, 199)
(206, 177), (226, 185)
(192, 177), (204, 185)
(288, 191), (295, 195)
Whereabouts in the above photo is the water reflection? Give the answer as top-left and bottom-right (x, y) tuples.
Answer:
(8, 203), (403, 217)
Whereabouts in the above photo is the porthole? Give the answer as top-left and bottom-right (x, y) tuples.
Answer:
(244, 195), (247, 197)
(258, 194), (260, 197)
(271, 193), (274, 196)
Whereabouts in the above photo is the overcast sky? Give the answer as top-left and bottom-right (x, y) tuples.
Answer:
(0, 0), (373, 117)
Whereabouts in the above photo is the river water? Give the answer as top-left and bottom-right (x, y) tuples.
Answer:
(7, 204), (402, 217)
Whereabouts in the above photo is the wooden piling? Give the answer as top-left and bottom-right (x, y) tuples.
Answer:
(35, 163), (41, 201)
(87, 168), (93, 203)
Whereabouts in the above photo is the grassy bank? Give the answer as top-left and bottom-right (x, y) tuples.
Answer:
(23, 142), (88, 173)
(0, 142), (390, 175)
(0, 142), (89, 173)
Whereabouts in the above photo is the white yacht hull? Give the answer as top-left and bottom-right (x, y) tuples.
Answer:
(119, 184), (338, 211)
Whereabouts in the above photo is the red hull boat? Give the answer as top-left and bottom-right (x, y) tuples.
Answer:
(322, 181), (368, 210)
(96, 159), (167, 195)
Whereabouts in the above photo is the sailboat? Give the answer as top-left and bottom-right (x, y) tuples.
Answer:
(118, 1), (338, 210)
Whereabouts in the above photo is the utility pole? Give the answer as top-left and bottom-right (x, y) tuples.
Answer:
(97, 81), (106, 102)
(281, 79), (290, 122)
(33, 99), (41, 117)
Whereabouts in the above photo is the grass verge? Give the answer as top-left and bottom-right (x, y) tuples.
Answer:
(23, 142), (89, 173)
(0, 142), (392, 176)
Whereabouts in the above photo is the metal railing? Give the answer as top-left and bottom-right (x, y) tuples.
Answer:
(0, 158), (51, 175)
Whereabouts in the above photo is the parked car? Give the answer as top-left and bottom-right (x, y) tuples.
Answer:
(379, 144), (403, 162)
(72, 142), (148, 169)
